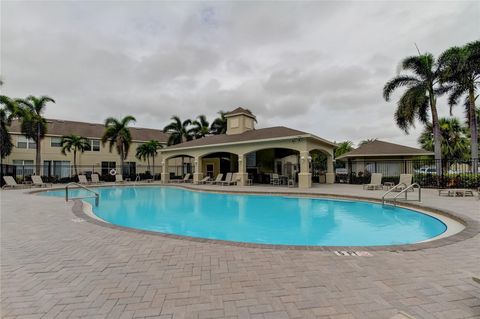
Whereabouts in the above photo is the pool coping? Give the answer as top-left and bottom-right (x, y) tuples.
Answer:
(38, 183), (479, 252)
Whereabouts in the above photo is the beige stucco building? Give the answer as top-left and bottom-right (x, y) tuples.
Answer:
(159, 108), (336, 188)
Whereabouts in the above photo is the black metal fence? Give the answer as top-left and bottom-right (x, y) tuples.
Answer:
(336, 159), (480, 188)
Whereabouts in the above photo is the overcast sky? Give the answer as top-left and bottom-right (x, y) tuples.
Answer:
(1, 1), (478, 147)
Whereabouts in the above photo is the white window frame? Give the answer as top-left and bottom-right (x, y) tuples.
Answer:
(51, 137), (62, 147)
(17, 136), (36, 149)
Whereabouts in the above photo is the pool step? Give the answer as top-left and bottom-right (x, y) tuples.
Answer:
(334, 251), (373, 257)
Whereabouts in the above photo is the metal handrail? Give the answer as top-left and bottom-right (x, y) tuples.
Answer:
(382, 183), (421, 206)
(65, 182), (99, 206)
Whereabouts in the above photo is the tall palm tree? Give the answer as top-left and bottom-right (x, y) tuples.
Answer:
(60, 134), (91, 176)
(438, 41), (480, 167)
(0, 96), (18, 165)
(334, 141), (354, 158)
(102, 116), (136, 175)
(191, 115), (210, 139)
(136, 143), (151, 172)
(210, 111), (227, 135)
(163, 116), (192, 145)
(418, 117), (470, 161)
(136, 140), (163, 178)
(15, 95), (55, 175)
(383, 53), (443, 164)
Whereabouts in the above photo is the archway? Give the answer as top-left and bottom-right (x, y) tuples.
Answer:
(164, 154), (194, 181)
(309, 148), (335, 184)
(198, 152), (239, 179)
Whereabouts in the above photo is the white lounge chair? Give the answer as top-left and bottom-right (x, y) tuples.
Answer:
(2, 176), (25, 189)
(31, 175), (52, 188)
(115, 174), (125, 183)
(392, 174), (413, 192)
(221, 173), (238, 186)
(78, 175), (89, 184)
(178, 173), (192, 183)
(363, 173), (383, 190)
(91, 173), (102, 184)
(198, 176), (211, 184)
(438, 188), (475, 197)
(206, 173), (223, 185)
(270, 173), (280, 186)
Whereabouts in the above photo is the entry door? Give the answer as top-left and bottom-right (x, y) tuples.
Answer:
(206, 164), (214, 177)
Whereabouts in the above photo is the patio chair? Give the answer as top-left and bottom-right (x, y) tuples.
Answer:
(91, 173), (102, 184)
(198, 176), (211, 184)
(206, 173), (223, 185)
(270, 173), (280, 186)
(115, 174), (125, 183)
(2, 176), (25, 189)
(363, 173), (383, 190)
(78, 175), (89, 184)
(221, 173), (238, 186)
(220, 172), (233, 186)
(178, 173), (192, 183)
(31, 175), (52, 188)
(438, 188), (474, 197)
(392, 174), (413, 192)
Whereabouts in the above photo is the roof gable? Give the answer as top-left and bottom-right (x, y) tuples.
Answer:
(336, 140), (433, 159)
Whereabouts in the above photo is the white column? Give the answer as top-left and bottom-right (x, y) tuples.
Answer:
(326, 155), (335, 184)
(193, 156), (203, 184)
(298, 151), (312, 188)
(161, 157), (169, 183)
(237, 154), (248, 186)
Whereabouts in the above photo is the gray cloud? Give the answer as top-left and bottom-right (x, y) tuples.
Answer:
(1, 1), (477, 148)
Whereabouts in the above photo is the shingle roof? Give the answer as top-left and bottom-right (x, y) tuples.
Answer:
(165, 126), (312, 150)
(224, 107), (255, 118)
(8, 119), (169, 143)
(336, 140), (433, 159)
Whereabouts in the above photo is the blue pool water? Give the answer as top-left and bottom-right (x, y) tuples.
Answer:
(43, 186), (447, 246)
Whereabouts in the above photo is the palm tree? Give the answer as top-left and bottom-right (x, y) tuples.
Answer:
(15, 96), (55, 175)
(163, 116), (192, 145)
(136, 140), (163, 178)
(383, 53), (443, 165)
(136, 143), (151, 172)
(210, 111), (227, 135)
(0, 96), (18, 165)
(334, 141), (354, 158)
(60, 134), (91, 176)
(191, 115), (210, 139)
(418, 117), (470, 161)
(101, 116), (136, 175)
(358, 138), (377, 147)
(438, 41), (480, 168)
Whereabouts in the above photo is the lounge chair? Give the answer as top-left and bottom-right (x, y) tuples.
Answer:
(392, 174), (413, 192)
(91, 173), (102, 184)
(2, 176), (25, 189)
(78, 175), (89, 184)
(221, 173), (239, 186)
(179, 173), (192, 183)
(198, 176), (211, 184)
(115, 174), (125, 183)
(363, 173), (383, 190)
(206, 173), (223, 185)
(31, 175), (52, 188)
(438, 188), (475, 197)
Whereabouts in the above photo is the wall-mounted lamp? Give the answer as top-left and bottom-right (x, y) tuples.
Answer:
(307, 156), (312, 162)
(194, 160), (198, 165)
(301, 156), (305, 160)
(238, 158), (243, 162)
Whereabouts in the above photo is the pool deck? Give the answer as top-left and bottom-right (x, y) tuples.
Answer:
(1, 184), (479, 319)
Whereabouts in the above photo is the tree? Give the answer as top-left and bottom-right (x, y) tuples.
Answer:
(101, 116), (136, 175)
(60, 134), (91, 176)
(438, 41), (480, 167)
(15, 96), (55, 175)
(136, 140), (163, 178)
(191, 115), (210, 139)
(210, 111), (227, 135)
(418, 117), (470, 161)
(136, 143), (151, 172)
(0, 96), (18, 164)
(163, 116), (192, 145)
(358, 138), (377, 147)
(383, 53), (444, 165)
(334, 141), (354, 158)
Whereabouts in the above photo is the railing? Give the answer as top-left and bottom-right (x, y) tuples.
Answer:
(382, 183), (421, 206)
(65, 182), (100, 207)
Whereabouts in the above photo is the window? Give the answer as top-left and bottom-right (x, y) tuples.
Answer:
(51, 137), (62, 147)
(89, 139), (100, 151)
(101, 161), (116, 175)
(17, 136), (36, 149)
(43, 160), (71, 178)
(124, 162), (136, 176)
(12, 160), (34, 177)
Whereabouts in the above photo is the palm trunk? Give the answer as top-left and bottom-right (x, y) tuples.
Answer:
(35, 122), (41, 175)
(120, 148), (125, 177)
(468, 87), (478, 173)
(73, 149), (78, 176)
(152, 156), (155, 180)
(430, 98), (443, 183)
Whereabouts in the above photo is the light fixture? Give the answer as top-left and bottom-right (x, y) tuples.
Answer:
(307, 156), (312, 162)
(301, 156), (305, 160)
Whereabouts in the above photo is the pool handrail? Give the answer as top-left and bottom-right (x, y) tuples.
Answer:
(65, 182), (99, 207)
(382, 183), (421, 206)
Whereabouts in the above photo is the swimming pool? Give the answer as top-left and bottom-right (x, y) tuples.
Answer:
(43, 186), (448, 246)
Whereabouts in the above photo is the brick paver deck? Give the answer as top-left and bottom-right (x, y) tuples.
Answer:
(1, 184), (479, 319)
